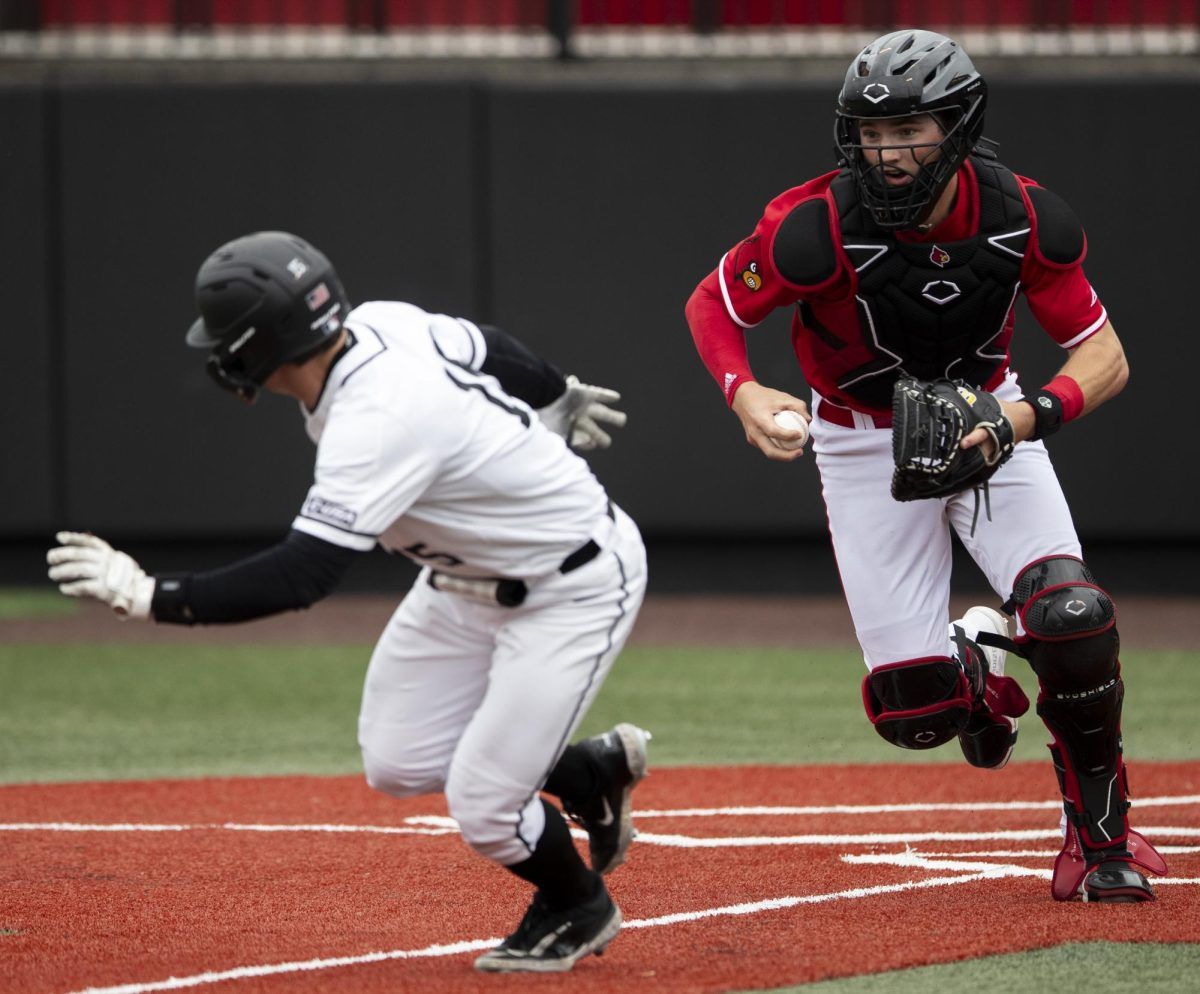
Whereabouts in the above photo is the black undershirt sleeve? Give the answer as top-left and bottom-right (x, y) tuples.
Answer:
(150, 528), (363, 625)
(477, 324), (568, 409)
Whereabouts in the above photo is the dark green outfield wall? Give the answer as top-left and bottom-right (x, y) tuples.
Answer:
(4, 75), (1195, 544)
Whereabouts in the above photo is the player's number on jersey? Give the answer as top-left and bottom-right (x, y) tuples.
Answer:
(403, 542), (464, 567)
(429, 330), (532, 428)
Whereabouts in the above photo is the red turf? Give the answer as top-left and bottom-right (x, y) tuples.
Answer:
(1, 762), (1197, 994)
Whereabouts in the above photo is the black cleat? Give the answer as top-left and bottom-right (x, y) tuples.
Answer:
(958, 711), (1018, 770)
(563, 723), (651, 875)
(474, 885), (622, 972)
(1084, 860), (1157, 903)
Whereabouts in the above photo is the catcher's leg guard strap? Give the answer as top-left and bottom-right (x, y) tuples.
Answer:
(950, 635), (1029, 770)
(862, 657), (972, 750)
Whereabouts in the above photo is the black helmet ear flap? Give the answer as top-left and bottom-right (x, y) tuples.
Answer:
(204, 353), (258, 403)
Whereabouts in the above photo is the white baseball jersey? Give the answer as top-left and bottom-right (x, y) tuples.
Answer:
(290, 300), (611, 579)
(291, 302), (650, 869)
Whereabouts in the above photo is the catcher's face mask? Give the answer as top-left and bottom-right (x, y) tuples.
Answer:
(833, 29), (988, 231)
(835, 105), (976, 230)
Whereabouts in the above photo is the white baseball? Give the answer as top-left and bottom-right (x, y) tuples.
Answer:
(772, 410), (809, 450)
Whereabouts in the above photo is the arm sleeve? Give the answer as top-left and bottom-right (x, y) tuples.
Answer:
(150, 529), (362, 625)
(477, 325), (569, 409)
(685, 274), (756, 406)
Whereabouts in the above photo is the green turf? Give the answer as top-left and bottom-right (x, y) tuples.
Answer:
(0, 642), (1196, 783)
(0, 644), (366, 781)
(751, 942), (1200, 993)
(0, 588), (78, 620)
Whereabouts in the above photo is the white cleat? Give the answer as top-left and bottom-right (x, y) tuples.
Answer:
(950, 604), (1010, 676)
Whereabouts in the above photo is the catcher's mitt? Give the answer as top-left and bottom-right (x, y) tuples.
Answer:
(891, 377), (1015, 502)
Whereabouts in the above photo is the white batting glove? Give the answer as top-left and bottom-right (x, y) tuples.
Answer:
(46, 531), (155, 621)
(537, 375), (628, 451)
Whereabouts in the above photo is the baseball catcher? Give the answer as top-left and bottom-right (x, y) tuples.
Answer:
(686, 28), (1167, 903)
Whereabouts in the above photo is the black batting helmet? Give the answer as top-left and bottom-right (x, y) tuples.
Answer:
(834, 30), (987, 230)
(186, 231), (349, 402)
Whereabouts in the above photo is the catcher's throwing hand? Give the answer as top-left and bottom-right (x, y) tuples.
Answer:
(46, 532), (155, 620)
(962, 399), (1036, 460)
(731, 382), (811, 462)
(891, 377), (1016, 501)
(537, 375), (627, 451)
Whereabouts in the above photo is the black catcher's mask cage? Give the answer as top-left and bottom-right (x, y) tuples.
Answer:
(833, 30), (987, 231)
(185, 231), (349, 403)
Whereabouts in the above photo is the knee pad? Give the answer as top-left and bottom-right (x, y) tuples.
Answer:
(1008, 555), (1119, 694)
(862, 657), (972, 750)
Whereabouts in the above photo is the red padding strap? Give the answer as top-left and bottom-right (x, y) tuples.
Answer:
(1043, 374), (1085, 423)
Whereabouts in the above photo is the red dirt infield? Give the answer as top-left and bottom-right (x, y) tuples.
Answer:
(2, 762), (1198, 994)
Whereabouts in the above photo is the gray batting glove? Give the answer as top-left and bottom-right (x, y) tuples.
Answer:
(46, 531), (155, 620)
(537, 375), (628, 451)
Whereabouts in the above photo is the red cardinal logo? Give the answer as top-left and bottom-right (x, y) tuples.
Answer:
(930, 246), (950, 268)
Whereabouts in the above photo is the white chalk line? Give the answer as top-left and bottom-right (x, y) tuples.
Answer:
(840, 850), (1200, 886)
(61, 937), (500, 994)
(0, 823), (458, 835)
(905, 845), (1200, 857)
(630, 826), (1200, 847)
(61, 873), (997, 994)
(10, 793), (1198, 839)
(630, 794), (1200, 817)
(7, 822), (1200, 849)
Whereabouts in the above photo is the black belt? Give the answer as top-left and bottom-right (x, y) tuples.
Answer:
(429, 503), (614, 607)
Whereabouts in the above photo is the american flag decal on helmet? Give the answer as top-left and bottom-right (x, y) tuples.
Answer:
(305, 282), (331, 311)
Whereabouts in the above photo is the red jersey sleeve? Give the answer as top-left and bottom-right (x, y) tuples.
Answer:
(1018, 177), (1108, 348)
(685, 275), (756, 405)
(686, 174), (850, 404)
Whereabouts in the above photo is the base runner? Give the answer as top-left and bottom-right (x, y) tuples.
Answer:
(48, 231), (650, 970)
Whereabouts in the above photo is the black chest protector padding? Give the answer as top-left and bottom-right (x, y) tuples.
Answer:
(1025, 185), (1085, 265)
(829, 157), (1031, 411)
(772, 197), (838, 287)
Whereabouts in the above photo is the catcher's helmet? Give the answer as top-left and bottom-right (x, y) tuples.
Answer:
(186, 231), (349, 402)
(834, 30), (987, 230)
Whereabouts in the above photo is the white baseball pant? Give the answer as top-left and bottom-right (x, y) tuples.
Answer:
(810, 373), (1082, 670)
(357, 505), (647, 865)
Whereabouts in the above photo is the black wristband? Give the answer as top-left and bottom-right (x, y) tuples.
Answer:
(151, 573), (197, 625)
(1021, 390), (1065, 441)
